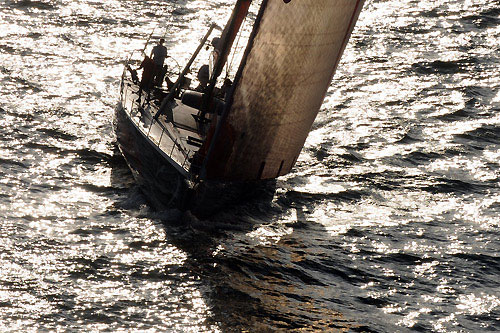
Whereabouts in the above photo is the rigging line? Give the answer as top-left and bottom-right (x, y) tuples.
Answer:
(127, 4), (172, 64)
(225, 14), (247, 78)
(161, 9), (176, 38)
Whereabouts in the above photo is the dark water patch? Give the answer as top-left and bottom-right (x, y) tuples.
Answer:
(393, 23), (432, 35)
(66, 308), (116, 325)
(78, 183), (127, 195)
(69, 228), (96, 236)
(339, 151), (364, 162)
(346, 170), (418, 193)
(452, 253), (500, 273)
(0, 157), (28, 169)
(344, 227), (366, 238)
(461, 7), (500, 29)
(63, 257), (136, 282)
(38, 128), (78, 141)
(320, 150), (365, 169)
(27, 183), (64, 193)
(42, 293), (78, 313)
(396, 132), (421, 144)
(350, 325), (380, 333)
(383, 252), (424, 265)
(348, 170), (408, 192)
(20, 214), (58, 223)
(7, 74), (43, 92)
(354, 36), (374, 49)
(171, 7), (196, 16)
(411, 58), (477, 75)
(281, 265), (327, 287)
(60, 16), (116, 28)
(330, 97), (353, 111)
(130, 264), (187, 281)
(224, 252), (328, 286)
(0, 66), (12, 76)
(279, 189), (365, 207)
(442, 146), (467, 158)
(462, 85), (495, 101)
(421, 8), (445, 18)
(384, 99), (407, 107)
(367, 56), (389, 64)
(357, 295), (390, 308)
(407, 149), (444, 164)
(145, 11), (164, 18)
(454, 124), (500, 145)
(421, 177), (485, 194)
(463, 314), (500, 332)
(24, 141), (62, 154)
(0, 44), (17, 54)
(486, 201), (500, 212)
(341, 142), (371, 151)
(128, 240), (163, 250)
(311, 144), (331, 161)
(299, 257), (377, 285)
(0, 279), (39, 293)
(434, 108), (472, 121)
(6, 0), (55, 10)
(0, 301), (12, 307)
(62, 148), (114, 164)
(27, 32), (43, 39)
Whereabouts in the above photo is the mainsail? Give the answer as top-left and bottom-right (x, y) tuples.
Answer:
(202, 0), (365, 180)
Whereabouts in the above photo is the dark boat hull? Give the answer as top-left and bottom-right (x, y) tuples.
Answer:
(114, 102), (190, 210)
(114, 103), (274, 217)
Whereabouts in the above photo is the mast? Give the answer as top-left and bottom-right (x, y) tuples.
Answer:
(212, 0), (252, 79)
(199, 0), (252, 119)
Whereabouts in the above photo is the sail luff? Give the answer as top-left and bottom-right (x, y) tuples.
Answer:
(199, 0), (268, 180)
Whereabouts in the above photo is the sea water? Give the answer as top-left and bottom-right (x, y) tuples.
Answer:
(0, 0), (499, 331)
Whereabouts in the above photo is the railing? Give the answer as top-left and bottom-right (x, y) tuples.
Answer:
(120, 23), (219, 175)
(121, 80), (194, 173)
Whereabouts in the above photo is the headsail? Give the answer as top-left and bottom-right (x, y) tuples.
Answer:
(202, 0), (364, 181)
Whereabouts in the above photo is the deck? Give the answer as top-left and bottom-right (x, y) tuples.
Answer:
(119, 78), (204, 177)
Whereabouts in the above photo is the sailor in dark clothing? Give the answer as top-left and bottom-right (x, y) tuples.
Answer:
(137, 56), (155, 102)
(196, 64), (210, 91)
(150, 38), (168, 86)
(220, 78), (232, 101)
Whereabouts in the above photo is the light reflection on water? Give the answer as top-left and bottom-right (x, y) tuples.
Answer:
(0, 0), (499, 331)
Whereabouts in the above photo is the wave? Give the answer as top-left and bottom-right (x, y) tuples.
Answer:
(0, 157), (28, 169)
(6, 0), (55, 10)
(411, 58), (477, 75)
(461, 7), (500, 29)
(421, 177), (488, 194)
(454, 124), (500, 145)
(278, 189), (365, 206)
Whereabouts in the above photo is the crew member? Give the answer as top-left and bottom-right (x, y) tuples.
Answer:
(137, 56), (155, 102)
(150, 38), (168, 86)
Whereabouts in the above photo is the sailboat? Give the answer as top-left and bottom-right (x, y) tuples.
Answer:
(115, 0), (365, 215)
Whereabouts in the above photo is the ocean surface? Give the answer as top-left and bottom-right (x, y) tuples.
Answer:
(1, 0), (499, 331)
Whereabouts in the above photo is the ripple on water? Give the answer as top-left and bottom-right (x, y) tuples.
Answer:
(0, 0), (499, 332)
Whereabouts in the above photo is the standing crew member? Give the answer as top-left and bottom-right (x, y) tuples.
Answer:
(150, 38), (168, 86)
(137, 56), (155, 102)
